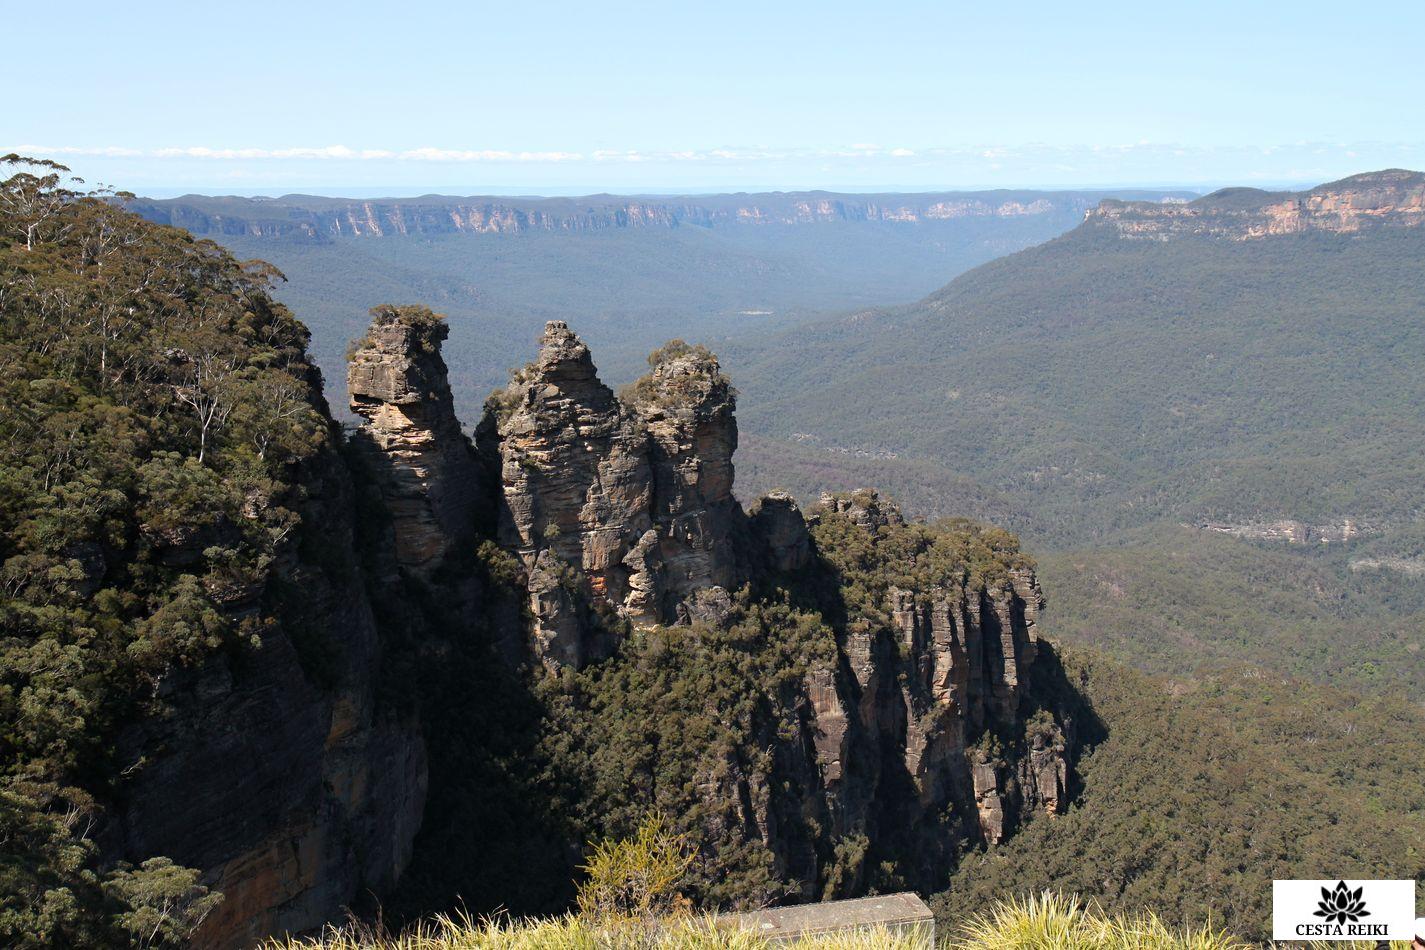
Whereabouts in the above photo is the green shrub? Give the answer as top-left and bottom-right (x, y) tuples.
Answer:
(576, 814), (694, 924)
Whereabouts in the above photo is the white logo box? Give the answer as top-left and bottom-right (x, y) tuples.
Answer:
(1273, 880), (1417, 941)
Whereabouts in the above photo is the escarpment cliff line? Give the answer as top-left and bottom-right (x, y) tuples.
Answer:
(127, 190), (1155, 241)
(1089, 168), (1425, 240)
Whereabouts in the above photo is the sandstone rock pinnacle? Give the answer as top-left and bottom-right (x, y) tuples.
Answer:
(347, 305), (483, 577)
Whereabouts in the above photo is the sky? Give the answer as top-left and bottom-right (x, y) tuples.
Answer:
(9, 0), (1425, 197)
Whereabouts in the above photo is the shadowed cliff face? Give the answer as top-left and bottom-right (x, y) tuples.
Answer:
(103, 392), (429, 950)
(1090, 169), (1425, 240)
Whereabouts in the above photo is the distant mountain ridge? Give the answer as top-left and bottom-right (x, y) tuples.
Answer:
(725, 167), (1425, 551)
(1088, 168), (1425, 240)
(128, 185), (1193, 418)
(127, 188), (1193, 242)
(724, 166), (1425, 696)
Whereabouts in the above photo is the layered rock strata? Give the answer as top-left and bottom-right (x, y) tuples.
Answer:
(347, 305), (483, 578)
(478, 325), (744, 667)
(129, 191), (1118, 241)
(1090, 169), (1425, 241)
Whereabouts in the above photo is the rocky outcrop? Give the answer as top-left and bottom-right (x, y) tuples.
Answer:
(748, 491), (812, 572)
(347, 305), (484, 578)
(479, 325), (747, 667)
(799, 491), (1064, 855)
(1194, 518), (1366, 545)
(1090, 169), (1425, 241)
(466, 326), (1073, 880)
(479, 321), (655, 666)
(1349, 554), (1425, 576)
(625, 341), (743, 610)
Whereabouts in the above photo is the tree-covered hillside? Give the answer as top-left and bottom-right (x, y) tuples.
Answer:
(725, 208), (1425, 551)
(0, 156), (331, 945)
(1036, 526), (1425, 690)
(933, 651), (1425, 942)
(725, 175), (1425, 693)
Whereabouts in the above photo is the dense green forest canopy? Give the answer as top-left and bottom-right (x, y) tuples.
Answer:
(0, 155), (328, 945)
(728, 202), (1425, 696)
(725, 220), (1425, 552)
(933, 650), (1425, 941)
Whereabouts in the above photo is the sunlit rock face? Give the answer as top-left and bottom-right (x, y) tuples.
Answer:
(480, 324), (746, 668)
(1090, 168), (1425, 241)
(347, 305), (483, 579)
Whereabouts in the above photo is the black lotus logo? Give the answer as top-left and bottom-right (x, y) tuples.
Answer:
(1314, 881), (1370, 925)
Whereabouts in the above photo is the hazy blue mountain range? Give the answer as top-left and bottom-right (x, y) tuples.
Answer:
(128, 187), (1193, 415)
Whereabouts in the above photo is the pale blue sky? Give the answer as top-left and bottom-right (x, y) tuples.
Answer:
(10, 0), (1424, 195)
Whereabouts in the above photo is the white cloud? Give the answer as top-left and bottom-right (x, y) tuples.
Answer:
(7, 141), (1423, 173)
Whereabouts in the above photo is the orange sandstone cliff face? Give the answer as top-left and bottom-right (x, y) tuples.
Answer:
(1088, 169), (1425, 241)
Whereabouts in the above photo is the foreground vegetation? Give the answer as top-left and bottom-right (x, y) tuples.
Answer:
(276, 840), (1251, 950)
(264, 893), (1249, 950)
(0, 156), (332, 944)
(265, 914), (925, 950)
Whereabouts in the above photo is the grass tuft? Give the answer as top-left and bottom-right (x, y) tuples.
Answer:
(263, 891), (1280, 949)
(954, 892), (1248, 950)
(261, 908), (924, 948)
